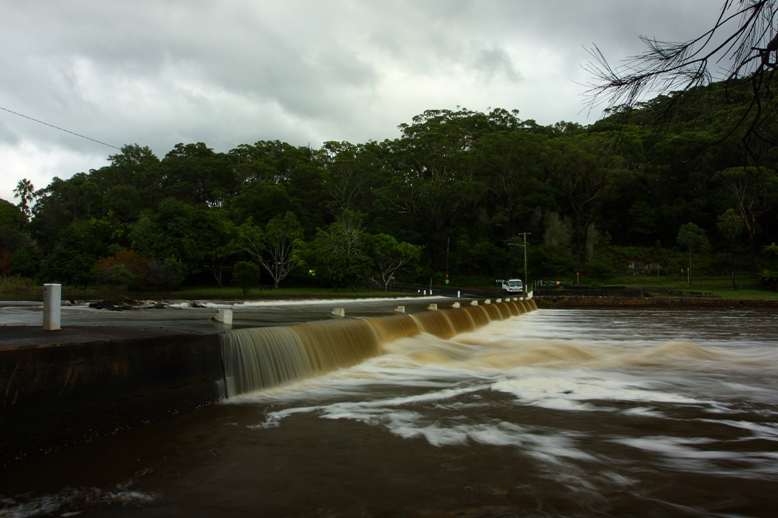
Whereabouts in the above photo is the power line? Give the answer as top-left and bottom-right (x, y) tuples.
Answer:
(0, 105), (121, 150)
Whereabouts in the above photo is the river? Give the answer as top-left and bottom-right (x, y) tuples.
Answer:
(2, 307), (777, 517)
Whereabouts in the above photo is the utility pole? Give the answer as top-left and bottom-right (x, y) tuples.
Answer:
(509, 232), (531, 290)
(521, 232), (530, 290)
(446, 237), (450, 284)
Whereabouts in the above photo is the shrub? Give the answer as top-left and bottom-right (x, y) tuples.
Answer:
(232, 261), (261, 294)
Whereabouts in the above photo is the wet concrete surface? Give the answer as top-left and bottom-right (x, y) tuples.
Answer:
(0, 296), (456, 336)
(0, 325), (206, 349)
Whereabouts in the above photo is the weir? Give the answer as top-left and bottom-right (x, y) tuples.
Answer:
(220, 299), (537, 396)
(1, 299), (536, 462)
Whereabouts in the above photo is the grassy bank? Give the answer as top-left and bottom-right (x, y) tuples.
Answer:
(3, 273), (777, 301)
(531, 274), (778, 300)
(0, 279), (417, 301)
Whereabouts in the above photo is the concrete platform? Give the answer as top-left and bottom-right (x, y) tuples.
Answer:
(0, 325), (224, 464)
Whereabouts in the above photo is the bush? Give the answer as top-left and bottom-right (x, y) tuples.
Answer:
(232, 261), (261, 294)
(95, 250), (184, 291)
(0, 275), (36, 293)
(759, 269), (778, 291)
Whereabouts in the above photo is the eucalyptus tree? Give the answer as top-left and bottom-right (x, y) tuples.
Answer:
(306, 210), (371, 291)
(714, 166), (778, 269)
(718, 208), (745, 289)
(102, 144), (160, 189)
(367, 233), (422, 291)
(157, 143), (236, 207)
(472, 130), (549, 240)
(677, 222), (710, 285)
(238, 212), (304, 289)
(129, 198), (225, 276)
(544, 132), (634, 265)
(318, 141), (386, 217)
(376, 109), (489, 270)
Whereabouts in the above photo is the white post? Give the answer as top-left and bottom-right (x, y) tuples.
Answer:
(214, 308), (233, 324)
(43, 283), (61, 331)
(457, 290), (461, 298)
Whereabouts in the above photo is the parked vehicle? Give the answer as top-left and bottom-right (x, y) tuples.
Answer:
(497, 279), (523, 294)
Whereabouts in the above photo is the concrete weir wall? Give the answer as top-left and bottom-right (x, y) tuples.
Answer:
(0, 299), (536, 463)
(0, 329), (224, 463)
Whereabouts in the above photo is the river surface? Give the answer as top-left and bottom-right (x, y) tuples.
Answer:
(2, 307), (778, 517)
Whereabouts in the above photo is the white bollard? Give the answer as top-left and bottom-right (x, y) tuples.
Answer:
(423, 290), (426, 295)
(427, 303), (438, 311)
(214, 308), (233, 324)
(331, 308), (345, 317)
(457, 290), (460, 298)
(470, 300), (478, 306)
(43, 283), (61, 331)
(394, 305), (406, 313)
(452, 302), (460, 308)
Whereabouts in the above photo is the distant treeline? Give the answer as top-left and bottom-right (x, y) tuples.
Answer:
(1, 75), (777, 290)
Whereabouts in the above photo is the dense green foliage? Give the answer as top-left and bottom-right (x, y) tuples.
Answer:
(3, 76), (778, 290)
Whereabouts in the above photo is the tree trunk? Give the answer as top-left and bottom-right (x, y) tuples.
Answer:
(689, 247), (692, 285)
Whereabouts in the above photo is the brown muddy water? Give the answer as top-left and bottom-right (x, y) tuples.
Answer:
(2, 307), (778, 517)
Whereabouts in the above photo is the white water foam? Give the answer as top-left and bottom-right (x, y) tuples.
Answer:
(236, 309), (778, 484)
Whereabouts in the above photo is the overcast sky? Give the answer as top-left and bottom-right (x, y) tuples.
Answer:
(0, 0), (721, 203)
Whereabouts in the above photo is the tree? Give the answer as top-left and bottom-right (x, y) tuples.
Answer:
(239, 212), (304, 289)
(544, 133), (632, 265)
(760, 241), (778, 289)
(367, 233), (422, 291)
(129, 199), (224, 277)
(714, 166), (778, 270)
(376, 109), (489, 270)
(8, 245), (43, 278)
(306, 210), (371, 291)
(586, 1), (778, 157)
(677, 222), (710, 285)
(232, 261), (261, 294)
(105, 144), (160, 189)
(473, 130), (548, 240)
(718, 208), (745, 289)
(13, 179), (35, 219)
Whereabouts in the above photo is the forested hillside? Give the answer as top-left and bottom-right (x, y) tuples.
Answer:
(2, 75), (777, 291)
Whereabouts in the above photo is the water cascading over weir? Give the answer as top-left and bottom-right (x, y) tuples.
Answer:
(220, 299), (538, 396)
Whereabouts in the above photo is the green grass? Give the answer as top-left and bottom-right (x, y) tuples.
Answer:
(565, 274), (778, 300)
(4, 273), (777, 301)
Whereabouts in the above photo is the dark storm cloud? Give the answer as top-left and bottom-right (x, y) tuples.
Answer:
(0, 0), (717, 201)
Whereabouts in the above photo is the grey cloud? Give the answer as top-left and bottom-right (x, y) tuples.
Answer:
(0, 0), (723, 201)
(472, 47), (521, 83)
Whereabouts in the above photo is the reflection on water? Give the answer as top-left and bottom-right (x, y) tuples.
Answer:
(2, 308), (778, 517)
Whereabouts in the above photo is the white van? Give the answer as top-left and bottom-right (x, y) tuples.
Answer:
(500, 279), (523, 294)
